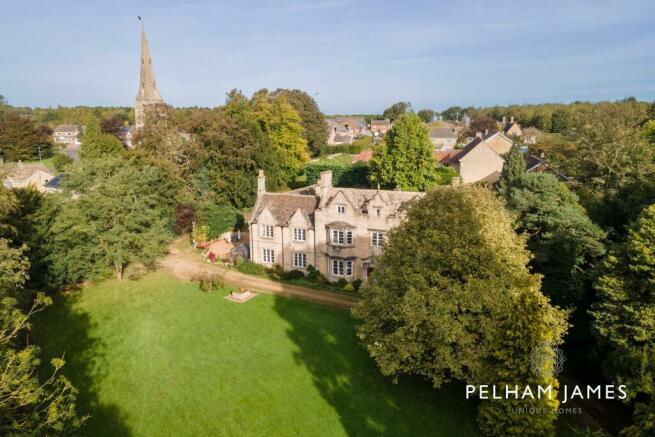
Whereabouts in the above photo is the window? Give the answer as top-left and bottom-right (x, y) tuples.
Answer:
(262, 248), (274, 264)
(371, 232), (385, 247)
(374, 208), (381, 217)
(293, 252), (307, 268)
(331, 259), (353, 277)
(331, 229), (353, 245)
(293, 228), (306, 241)
(261, 224), (273, 238)
(337, 204), (346, 214)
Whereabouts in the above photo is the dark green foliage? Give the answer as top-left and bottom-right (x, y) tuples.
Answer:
(317, 143), (364, 155)
(434, 166), (457, 186)
(194, 272), (225, 292)
(234, 259), (268, 276)
(369, 113), (439, 190)
(591, 204), (655, 435)
(196, 203), (242, 239)
(551, 109), (572, 133)
(283, 270), (305, 280)
(500, 173), (606, 309)
(0, 114), (53, 161)
(304, 162), (369, 188)
(467, 115), (497, 135)
(352, 186), (567, 435)
(52, 153), (74, 172)
(42, 157), (179, 284)
(271, 89), (328, 156)
(498, 144), (526, 189)
(416, 109), (434, 123)
(382, 102), (410, 122)
(79, 119), (125, 160)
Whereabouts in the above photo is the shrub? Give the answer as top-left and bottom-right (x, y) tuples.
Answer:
(52, 153), (74, 172)
(234, 259), (267, 276)
(196, 203), (244, 240)
(174, 204), (196, 235)
(351, 279), (363, 291)
(304, 162), (369, 188)
(306, 265), (328, 284)
(193, 272), (225, 292)
(343, 283), (355, 292)
(336, 278), (348, 288)
(283, 269), (305, 280)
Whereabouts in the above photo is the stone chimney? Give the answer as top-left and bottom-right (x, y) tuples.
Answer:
(484, 128), (489, 136)
(257, 170), (266, 194)
(475, 131), (483, 138)
(502, 116), (507, 124)
(317, 170), (332, 199)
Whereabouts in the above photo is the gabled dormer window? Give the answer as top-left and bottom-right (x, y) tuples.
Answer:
(337, 204), (346, 214)
(293, 228), (306, 242)
(261, 224), (274, 238)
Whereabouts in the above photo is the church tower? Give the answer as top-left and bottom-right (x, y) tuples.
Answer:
(135, 21), (163, 130)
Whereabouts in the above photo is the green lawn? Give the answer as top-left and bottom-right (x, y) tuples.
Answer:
(34, 272), (480, 436)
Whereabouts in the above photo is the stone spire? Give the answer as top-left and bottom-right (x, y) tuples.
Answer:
(135, 20), (163, 130)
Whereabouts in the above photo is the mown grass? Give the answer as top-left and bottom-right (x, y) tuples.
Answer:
(34, 272), (480, 436)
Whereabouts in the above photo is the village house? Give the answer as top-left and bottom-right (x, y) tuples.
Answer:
(428, 126), (458, 150)
(370, 119), (391, 137)
(52, 124), (81, 146)
(326, 117), (368, 145)
(445, 131), (513, 184)
(501, 116), (523, 138)
(2, 161), (60, 193)
(249, 170), (422, 282)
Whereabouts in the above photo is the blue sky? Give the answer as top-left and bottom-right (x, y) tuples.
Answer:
(1, 0), (654, 114)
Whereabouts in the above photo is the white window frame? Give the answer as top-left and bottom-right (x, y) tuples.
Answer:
(374, 207), (382, 217)
(293, 228), (306, 242)
(371, 231), (385, 247)
(293, 252), (307, 269)
(262, 248), (274, 264)
(331, 259), (353, 277)
(261, 224), (274, 238)
(337, 204), (346, 214)
(331, 229), (353, 246)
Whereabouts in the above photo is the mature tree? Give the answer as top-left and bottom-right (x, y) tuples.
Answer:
(500, 173), (606, 309)
(43, 157), (179, 283)
(441, 106), (464, 121)
(591, 204), (655, 436)
(353, 186), (567, 435)
(0, 185), (83, 434)
(531, 111), (553, 132)
(185, 109), (261, 208)
(0, 114), (53, 161)
(79, 119), (125, 160)
(416, 109), (435, 123)
(643, 119), (655, 145)
(467, 115), (497, 136)
(100, 116), (123, 138)
(369, 113), (438, 190)
(52, 153), (74, 172)
(271, 89), (328, 156)
(550, 108), (572, 133)
(252, 90), (310, 187)
(498, 145), (526, 189)
(566, 102), (651, 193)
(382, 102), (411, 122)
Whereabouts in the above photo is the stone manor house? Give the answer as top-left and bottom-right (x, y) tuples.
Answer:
(249, 171), (422, 282)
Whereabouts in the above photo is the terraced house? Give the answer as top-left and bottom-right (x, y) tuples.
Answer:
(249, 170), (422, 282)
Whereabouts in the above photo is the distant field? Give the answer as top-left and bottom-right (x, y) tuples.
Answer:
(34, 272), (480, 436)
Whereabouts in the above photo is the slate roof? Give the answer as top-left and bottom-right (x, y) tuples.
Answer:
(53, 124), (80, 133)
(333, 133), (353, 144)
(429, 127), (458, 139)
(446, 137), (483, 163)
(370, 119), (390, 127)
(251, 193), (318, 226)
(5, 163), (54, 181)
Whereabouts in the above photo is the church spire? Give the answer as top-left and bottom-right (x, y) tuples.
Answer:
(135, 19), (163, 129)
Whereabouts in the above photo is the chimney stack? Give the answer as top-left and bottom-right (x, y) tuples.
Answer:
(502, 116), (507, 124)
(257, 170), (266, 194)
(510, 116), (515, 123)
(484, 128), (489, 136)
(475, 131), (483, 138)
(319, 170), (333, 189)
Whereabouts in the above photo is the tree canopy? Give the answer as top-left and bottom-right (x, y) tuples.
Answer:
(353, 186), (567, 435)
(271, 89), (328, 156)
(79, 119), (125, 160)
(0, 114), (53, 162)
(382, 102), (411, 122)
(369, 113), (439, 191)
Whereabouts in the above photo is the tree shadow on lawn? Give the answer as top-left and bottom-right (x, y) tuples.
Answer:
(273, 296), (479, 436)
(34, 292), (133, 437)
